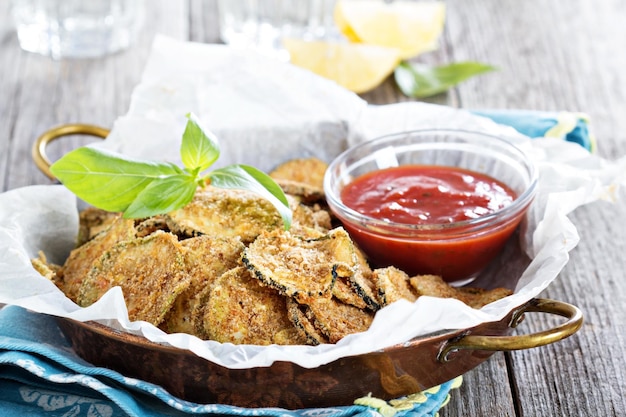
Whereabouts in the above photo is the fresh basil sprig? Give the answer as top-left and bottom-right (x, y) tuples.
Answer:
(395, 61), (497, 98)
(50, 113), (293, 229)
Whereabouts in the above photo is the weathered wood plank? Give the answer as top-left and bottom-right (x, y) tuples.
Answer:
(0, 0), (188, 191)
(440, 353), (517, 416)
(446, 0), (626, 158)
(506, 200), (626, 416)
(443, 0), (626, 415)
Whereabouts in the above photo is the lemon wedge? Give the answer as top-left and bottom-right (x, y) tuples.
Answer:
(283, 38), (401, 94)
(334, 0), (446, 60)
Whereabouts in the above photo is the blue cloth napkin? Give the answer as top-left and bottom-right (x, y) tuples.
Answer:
(0, 306), (460, 417)
(472, 109), (595, 152)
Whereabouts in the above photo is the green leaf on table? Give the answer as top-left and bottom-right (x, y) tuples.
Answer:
(394, 61), (497, 98)
(208, 164), (292, 230)
(50, 147), (183, 213)
(180, 112), (220, 173)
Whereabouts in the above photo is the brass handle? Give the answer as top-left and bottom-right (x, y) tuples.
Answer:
(438, 298), (583, 362)
(32, 124), (110, 180)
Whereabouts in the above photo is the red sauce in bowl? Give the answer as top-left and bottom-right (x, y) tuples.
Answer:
(338, 165), (523, 281)
(341, 165), (516, 225)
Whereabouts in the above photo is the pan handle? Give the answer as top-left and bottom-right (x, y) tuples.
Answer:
(438, 298), (583, 362)
(32, 124), (110, 180)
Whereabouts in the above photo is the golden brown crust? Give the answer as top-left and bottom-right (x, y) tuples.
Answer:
(77, 207), (121, 245)
(269, 157), (328, 188)
(166, 186), (283, 243)
(31, 251), (61, 285)
(77, 231), (191, 326)
(291, 198), (332, 231)
(303, 296), (374, 343)
(159, 235), (245, 337)
(286, 298), (329, 345)
(409, 274), (512, 308)
(204, 267), (304, 345)
(269, 157), (328, 204)
(332, 276), (369, 310)
(374, 266), (418, 306)
(60, 216), (136, 302)
(273, 179), (325, 204)
(242, 228), (357, 303)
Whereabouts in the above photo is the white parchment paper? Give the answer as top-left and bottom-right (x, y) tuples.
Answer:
(1, 35), (625, 369)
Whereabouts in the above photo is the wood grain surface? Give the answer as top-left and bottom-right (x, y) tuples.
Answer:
(1, 0), (624, 415)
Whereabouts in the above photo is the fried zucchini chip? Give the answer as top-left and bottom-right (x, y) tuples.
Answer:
(269, 158), (328, 203)
(347, 245), (381, 311)
(31, 251), (61, 285)
(332, 276), (368, 310)
(165, 186), (283, 243)
(409, 274), (512, 309)
(204, 267), (304, 345)
(291, 199), (332, 232)
(242, 227), (357, 303)
(160, 235), (245, 337)
(60, 216), (136, 302)
(304, 296), (375, 344)
(457, 286), (513, 309)
(77, 231), (191, 326)
(374, 266), (418, 306)
(273, 179), (325, 204)
(286, 298), (329, 345)
(269, 157), (328, 188)
(135, 215), (169, 238)
(77, 207), (121, 245)
(328, 245), (379, 311)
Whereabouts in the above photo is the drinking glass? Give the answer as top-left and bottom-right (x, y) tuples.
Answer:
(10, 0), (145, 59)
(217, 0), (338, 59)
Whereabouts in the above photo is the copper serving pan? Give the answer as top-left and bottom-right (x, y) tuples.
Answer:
(34, 125), (584, 409)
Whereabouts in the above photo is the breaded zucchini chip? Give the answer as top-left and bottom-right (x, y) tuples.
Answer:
(165, 186), (283, 243)
(242, 227), (357, 303)
(374, 266), (418, 306)
(302, 296), (374, 343)
(31, 251), (61, 285)
(135, 215), (170, 238)
(332, 276), (368, 310)
(269, 157), (328, 204)
(409, 274), (512, 308)
(346, 245), (381, 311)
(160, 235), (245, 337)
(77, 230), (191, 326)
(286, 298), (329, 345)
(204, 267), (304, 345)
(291, 199), (332, 232)
(60, 216), (136, 302)
(77, 207), (121, 245)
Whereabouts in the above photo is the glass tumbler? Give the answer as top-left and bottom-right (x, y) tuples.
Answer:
(10, 0), (145, 59)
(217, 0), (338, 59)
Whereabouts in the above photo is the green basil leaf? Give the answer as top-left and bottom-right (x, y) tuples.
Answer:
(50, 147), (183, 212)
(124, 174), (198, 219)
(395, 61), (497, 98)
(181, 113), (220, 173)
(208, 164), (292, 230)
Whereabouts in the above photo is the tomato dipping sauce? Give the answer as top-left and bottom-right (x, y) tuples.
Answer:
(338, 165), (523, 281)
(341, 165), (516, 225)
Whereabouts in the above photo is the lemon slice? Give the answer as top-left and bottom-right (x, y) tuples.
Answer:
(334, 0), (446, 60)
(283, 38), (401, 94)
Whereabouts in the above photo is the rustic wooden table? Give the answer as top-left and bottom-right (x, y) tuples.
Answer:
(1, 1), (625, 416)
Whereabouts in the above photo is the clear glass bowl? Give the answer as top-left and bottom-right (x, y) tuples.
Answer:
(324, 129), (538, 284)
